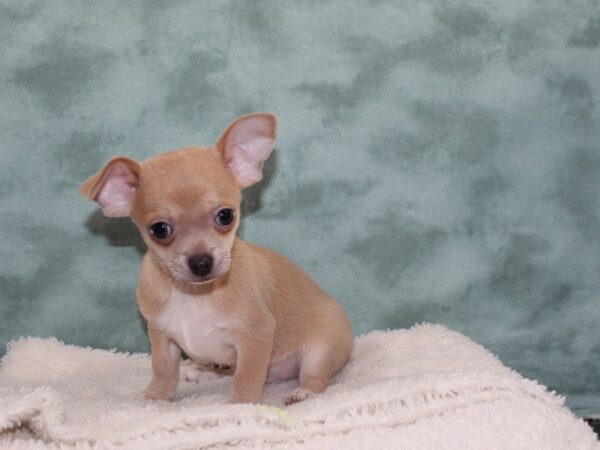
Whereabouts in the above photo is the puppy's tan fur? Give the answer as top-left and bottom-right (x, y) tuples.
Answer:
(80, 113), (353, 405)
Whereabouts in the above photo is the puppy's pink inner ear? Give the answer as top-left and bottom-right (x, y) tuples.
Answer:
(221, 115), (276, 188)
(97, 162), (139, 217)
(225, 136), (273, 184)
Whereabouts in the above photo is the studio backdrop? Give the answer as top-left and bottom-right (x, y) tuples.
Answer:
(1, 0), (598, 416)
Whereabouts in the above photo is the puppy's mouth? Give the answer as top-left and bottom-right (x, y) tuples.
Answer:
(170, 269), (227, 286)
(187, 274), (222, 285)
(168, 258), (231, 286)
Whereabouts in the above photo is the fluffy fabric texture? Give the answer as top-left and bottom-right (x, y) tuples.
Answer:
(0, 325), (597, 449)
(2, 0), (600, 417)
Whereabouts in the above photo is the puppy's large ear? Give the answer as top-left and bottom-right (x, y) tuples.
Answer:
(215, 113), (277, 188)
(80, 157), (141, 217)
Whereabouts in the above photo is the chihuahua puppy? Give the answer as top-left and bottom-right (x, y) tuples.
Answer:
(80, 113), (353, 405)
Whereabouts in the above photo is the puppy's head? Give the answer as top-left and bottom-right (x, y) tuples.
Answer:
(80, 113), (276, 285)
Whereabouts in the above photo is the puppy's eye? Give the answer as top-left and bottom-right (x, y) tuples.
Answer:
(215, 208), (235, 227)
(148, 221), (173, 242)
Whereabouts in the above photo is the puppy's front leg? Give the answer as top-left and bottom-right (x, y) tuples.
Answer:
(230, 326), (274, 404)
(144, 327), (181, 400)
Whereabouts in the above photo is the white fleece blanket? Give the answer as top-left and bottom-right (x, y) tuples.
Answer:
(0, 324), (597, 450)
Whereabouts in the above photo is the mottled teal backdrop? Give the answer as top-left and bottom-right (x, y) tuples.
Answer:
(1, 0), (599, 415)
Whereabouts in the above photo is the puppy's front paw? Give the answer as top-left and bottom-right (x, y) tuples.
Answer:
(229, 390), (262, 404)
(144, 384), (175, 401)
(284, 387), (315, 406)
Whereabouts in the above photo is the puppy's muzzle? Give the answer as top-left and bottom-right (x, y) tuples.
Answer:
(188, 254), (214, 277)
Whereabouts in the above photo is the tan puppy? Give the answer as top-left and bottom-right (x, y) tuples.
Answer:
(80, 113), (353, 405)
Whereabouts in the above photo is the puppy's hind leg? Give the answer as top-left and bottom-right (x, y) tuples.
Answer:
(284, 345), (336, 406)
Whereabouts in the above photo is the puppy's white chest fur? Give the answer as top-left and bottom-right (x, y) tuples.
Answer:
(155, 288), (236, 365)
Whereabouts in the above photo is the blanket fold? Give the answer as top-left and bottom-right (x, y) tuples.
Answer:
(1, 324), (597, 449)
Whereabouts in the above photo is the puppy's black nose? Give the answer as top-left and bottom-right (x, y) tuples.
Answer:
(188, 254), (214, 277)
